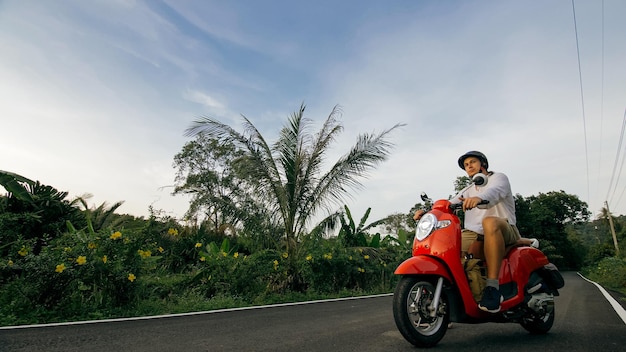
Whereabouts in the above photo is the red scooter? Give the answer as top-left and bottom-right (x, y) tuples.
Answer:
(392, 174), (564, 348)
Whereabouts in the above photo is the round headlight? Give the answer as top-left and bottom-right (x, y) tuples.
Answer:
(415, 213), (437, 241)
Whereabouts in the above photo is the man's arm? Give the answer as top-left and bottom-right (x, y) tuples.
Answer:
(477, 172), (512, 205)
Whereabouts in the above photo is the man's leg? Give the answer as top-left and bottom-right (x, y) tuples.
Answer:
(482, 217), (507, 279)
(478, 217), (508, 313)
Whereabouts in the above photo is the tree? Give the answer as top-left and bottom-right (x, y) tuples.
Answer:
(382, 212), (416, 236)
(454, 175), (471, 193)
(172, 134), (251, 235)
(185, 104), (403, 261)
(515, 190), (590, 269)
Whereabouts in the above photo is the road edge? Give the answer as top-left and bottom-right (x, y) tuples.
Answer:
(577, 272), (626, 324)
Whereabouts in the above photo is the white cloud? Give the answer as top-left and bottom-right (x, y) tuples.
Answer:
(183, 89), (225, 110)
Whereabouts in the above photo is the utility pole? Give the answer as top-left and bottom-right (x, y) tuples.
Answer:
(604, 201), (620, 256)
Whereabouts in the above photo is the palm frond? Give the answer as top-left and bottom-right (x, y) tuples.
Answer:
(312, 123), (405, 213)
(308, 209), (343, 238)
(294, 106), (344, 232)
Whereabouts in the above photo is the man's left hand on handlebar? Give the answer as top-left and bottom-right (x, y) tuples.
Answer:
(459, 196), (484, 211)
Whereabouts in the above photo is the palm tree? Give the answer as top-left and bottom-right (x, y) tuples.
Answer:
(185, 104), (403, 258)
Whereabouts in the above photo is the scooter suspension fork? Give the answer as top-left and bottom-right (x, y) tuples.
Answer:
(429, 277), (444, 318)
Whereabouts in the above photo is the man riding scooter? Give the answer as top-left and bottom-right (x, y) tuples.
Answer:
(414, 151), (527, 313)
(395, 150), (562, 347)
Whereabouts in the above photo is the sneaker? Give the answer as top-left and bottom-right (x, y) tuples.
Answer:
(478, 286), (503, 313)
(529, 238), (539, 248)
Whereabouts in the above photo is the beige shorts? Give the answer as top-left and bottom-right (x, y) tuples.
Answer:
(461, 221), (521, 252)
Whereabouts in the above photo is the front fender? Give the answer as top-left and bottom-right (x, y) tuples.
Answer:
(394, 255), (452, 281)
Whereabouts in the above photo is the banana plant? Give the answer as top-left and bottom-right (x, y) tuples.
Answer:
(338, 205), (387, 248)
(0, 170), (35, 203)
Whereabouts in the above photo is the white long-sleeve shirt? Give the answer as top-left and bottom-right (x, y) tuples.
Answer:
(450, 172), (516, 235)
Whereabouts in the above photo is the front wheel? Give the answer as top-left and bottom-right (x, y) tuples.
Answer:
(392, 276), (449, 348)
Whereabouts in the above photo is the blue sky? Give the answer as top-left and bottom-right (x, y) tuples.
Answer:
(2, 1), (626, 226)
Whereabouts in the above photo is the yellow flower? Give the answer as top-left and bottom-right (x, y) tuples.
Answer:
(167, 228), (178, 236)
(273, 259), (279, 270)
(110, 231), (122, 240)
(18, 246), (28, 256)
(102, 255), (108, 263)
(233, 252), (239, 258)
(55, 263), (66, 273)
(306, 254), (312, 261)
(195, 242), (202, 248)
(323, 253), (333, 260)
(358, 267), (365, 273)
(364, 255), (370, 260)
(64, 247), (72, 252)
(158, 247), (164, 253)
(137, 249), (152, 258)
(76, 256), (87, 265)
(128, 273), (136, 282)
(282, 252), (288, 259)
(221, 251), (227, 257)
(200, 256), (206, 262)
(8, 260), (14, 267)
(88, 243), (97, 249)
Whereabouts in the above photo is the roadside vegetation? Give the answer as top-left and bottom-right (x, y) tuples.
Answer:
(1, 105), (624, 326)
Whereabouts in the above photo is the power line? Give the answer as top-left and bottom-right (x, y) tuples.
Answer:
(608, 109), (626, 208)
(571, 0), (591, 203)
(606, 111), (626, 201)
(605, 111), (625, 201)
(597, 0), (605, 191)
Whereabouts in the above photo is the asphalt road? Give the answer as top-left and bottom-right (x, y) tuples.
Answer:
(0, 271), (624, 352)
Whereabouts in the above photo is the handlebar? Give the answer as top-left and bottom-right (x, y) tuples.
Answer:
(450, 199), (489, 210)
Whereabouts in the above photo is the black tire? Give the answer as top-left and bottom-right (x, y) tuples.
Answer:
(520, 298), (555, 334)
(392, 276), (449, 348)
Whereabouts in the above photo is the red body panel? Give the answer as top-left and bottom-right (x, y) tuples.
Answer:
(498, 247), (550, 311)
(394, 256), (452, 281)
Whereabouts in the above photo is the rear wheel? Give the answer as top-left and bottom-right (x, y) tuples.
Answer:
(392, 276), (449, 347)
(520, 297), (555, 334)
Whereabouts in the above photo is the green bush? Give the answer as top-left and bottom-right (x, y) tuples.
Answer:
(582, 256), (626, 294)
(0, 227), (157, 323)
(189, 248), (286, 300)
(298, 246), (398, 294)
(0, 219), (407, 326)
